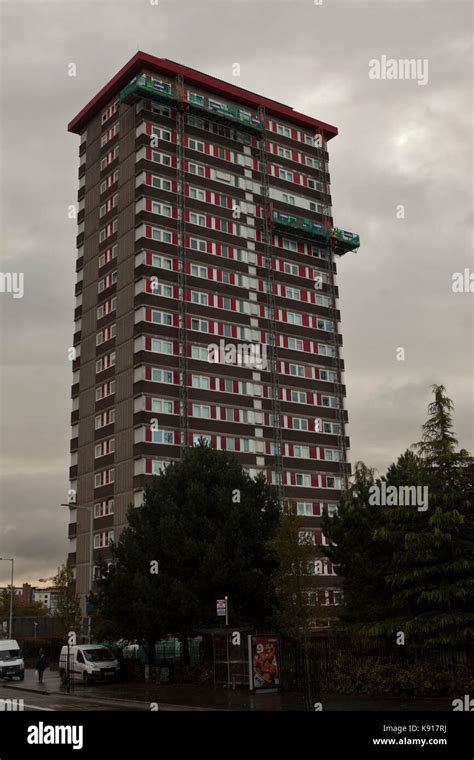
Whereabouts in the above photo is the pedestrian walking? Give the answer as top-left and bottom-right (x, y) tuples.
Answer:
(36, 649), (47, 683)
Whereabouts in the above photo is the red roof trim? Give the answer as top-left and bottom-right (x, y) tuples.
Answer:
(68, 51), (338, 139)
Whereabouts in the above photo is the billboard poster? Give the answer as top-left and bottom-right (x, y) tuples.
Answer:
(248, 635), (281, 692)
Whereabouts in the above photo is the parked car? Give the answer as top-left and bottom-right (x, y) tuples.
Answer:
(0, 639), (24, 681)
(59, 644), (120, 685)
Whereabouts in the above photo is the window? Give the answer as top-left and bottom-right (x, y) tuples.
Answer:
(279, 169), (293, 181)
(277, 124), (291, 138)
(98, 270), (117, 293)
(99, 219), (118, 242)
(287, 337), (303, 351)
(317, 318), (333, 332)
(190, 237), (206, 252)
(293, 445), (309, 459)
(94, 469), (114, 488)
(101, 101), (119, 124)
(94, 409), (115, 429)
(98, 244), (117, 269)
(151, 369), (173, 384)
(191, 264), (208, 279)
(150, 339), (173, 354)
(297, 502), (313, 516)
(290, 390), (307, 403)
(192, 404), (210, 418)
(285, 287), (300, 300)
(282, 193), (295, 205)
(96, 324), (116, 346)
(100, 121), (119, 147)
(295, 473), (311, 487)
(315, 295), (331, 308)
(188, 138), (205, 153)
(93, 530), (114, 548)
(327, 504), (338, 518)
(318, 344), (336, 358)
(277, 146), (292, 159)
(151, 398), (174, 414)
(151, 202), (172, 217)
(325, 449), (341, 462)
(226, 437), (235, 452)
(191, 291), (208, 306)
(151, 310), (173, 326)
(151, 227), (172, 244)
(193, 433), (211, 445)
(151, 283), (173, 298)
(95, 351), (116, 374)
(94, 439), (115, 458)
(100, 147), (119, 170)
(100, 170), (119, 194)
(97, 297), (117, 319)
(298, 529), (315, 544)
(95, 380), (115, 401)
(308, 179), (324, 193)
(192, 375), (210, 390)
(151, 102), (171, 118)
(289, 364), (304, 377)
(190, 212), (206, 226)
(151, 254), (173, 270)
(190, 187), (206, 201)
(305, 156), (321, 169)
(188, 161), (205, 177)
(191, 345), (208, 361)
(151, 151), (171, 167)
(191, 318), (208, 332)
(287, 312), (302, 326)
(151, 176), (172, 192)
(284, 262), (299, 276)
(152, 430), (174, 444)
(326, 477), (341, 489)
(151, 126), (171, 142)
(292, 417), (309, 431)
(311, 246), (328, 260)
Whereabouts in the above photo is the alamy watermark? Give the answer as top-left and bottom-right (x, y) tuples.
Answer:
(208, 339), (267, 370)
(369, 482), (428, 512)
(369, 56), (429, 86)
(0, 272), (24, 299)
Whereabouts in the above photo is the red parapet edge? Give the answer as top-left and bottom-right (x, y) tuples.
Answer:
(68, 51), (338, 139)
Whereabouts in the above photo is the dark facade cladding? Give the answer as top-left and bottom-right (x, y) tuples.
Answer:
(68, 53), (358, 626)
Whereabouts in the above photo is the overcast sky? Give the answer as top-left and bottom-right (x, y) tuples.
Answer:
(0, 0), (472, 586)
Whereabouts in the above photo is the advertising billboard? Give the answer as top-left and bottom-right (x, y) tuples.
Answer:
(248, 635), (281, 692)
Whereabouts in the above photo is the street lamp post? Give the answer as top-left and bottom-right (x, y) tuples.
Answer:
(60, 502), (94, 642)
(0, 558), (14, 638)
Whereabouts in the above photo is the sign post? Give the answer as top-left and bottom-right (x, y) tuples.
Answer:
(216, 598), (230, 687)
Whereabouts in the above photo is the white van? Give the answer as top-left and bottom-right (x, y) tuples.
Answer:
(0, 639), (24, 681)
(59, 644), (120, 685)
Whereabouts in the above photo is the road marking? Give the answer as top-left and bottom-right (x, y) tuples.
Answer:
(23, 703), (55, 711)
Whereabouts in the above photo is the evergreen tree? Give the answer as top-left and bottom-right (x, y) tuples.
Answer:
(92, 441), (280, 665)
(321, 461), (393, 626)
(373, 385), (474, 647)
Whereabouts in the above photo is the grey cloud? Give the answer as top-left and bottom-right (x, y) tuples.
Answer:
(0, 0), (472, 583)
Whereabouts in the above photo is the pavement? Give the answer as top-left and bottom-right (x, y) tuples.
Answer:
(0, 669), (455, 711)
